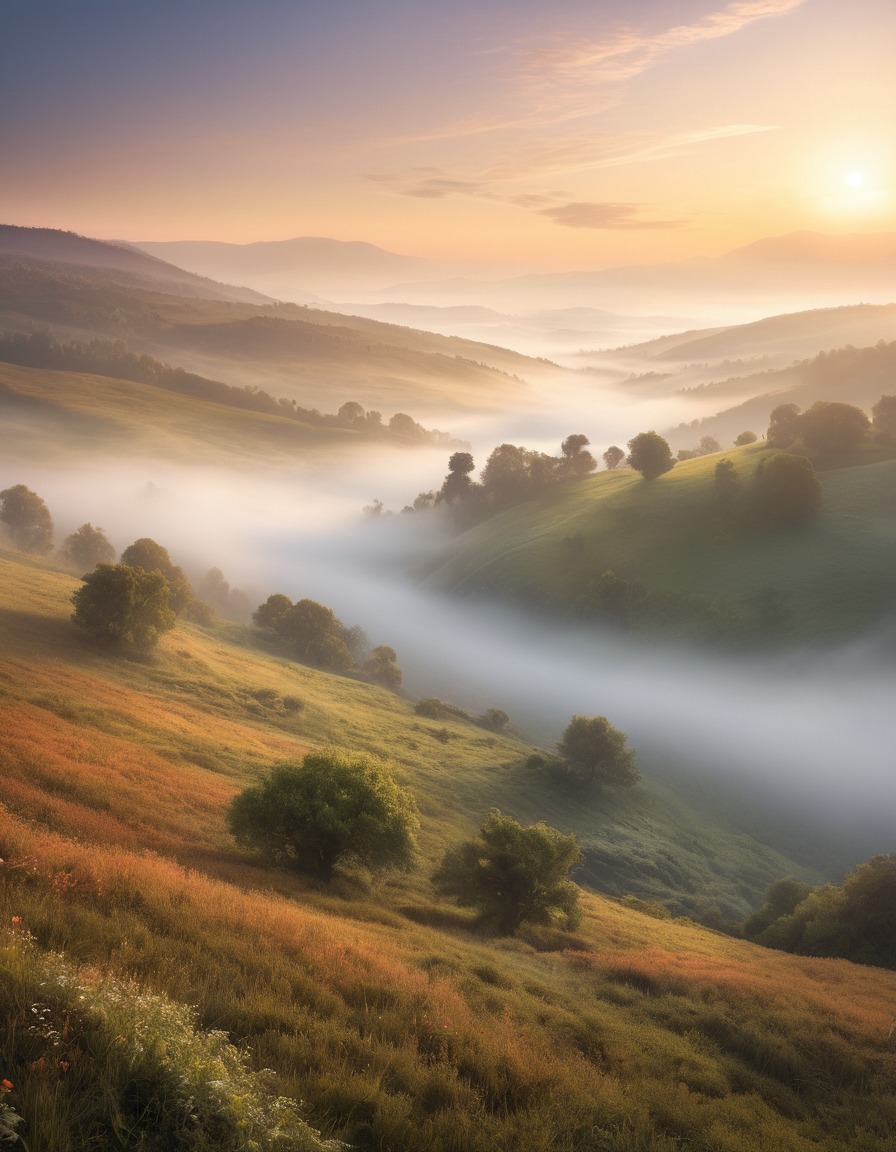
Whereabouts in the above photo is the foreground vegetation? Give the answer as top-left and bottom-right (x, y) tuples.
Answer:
(1, 548), (894, 1150)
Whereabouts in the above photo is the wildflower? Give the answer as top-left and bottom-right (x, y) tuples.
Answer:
(1, 1080), (13, 1091)
(10, 916), (22, 924)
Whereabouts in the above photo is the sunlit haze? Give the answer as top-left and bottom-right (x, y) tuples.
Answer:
(3, 0), (895, 268)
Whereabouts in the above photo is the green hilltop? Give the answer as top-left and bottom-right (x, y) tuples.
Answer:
(420, 442), (896, 646)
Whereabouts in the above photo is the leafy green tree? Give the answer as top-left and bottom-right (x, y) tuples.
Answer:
(71, 563), (175, 652)
(602, 445), (625, 470)
(228, 751), (418, 879)
(766, 404), (802, 448)
(0, 484), (54, 553)
(557, 715), (639, 787)
(60, 522), (115, 571)
(363, 644), (402, 690)
(281, 599), (355, 671)
(433, 811), (582, 934)
(754, 453), (822, 524)
(698, 435), (720, 455)
(734, 430), (758, 446)
(626, 432), (674, 480)
(120, 537), (193, 613)
(871, 394), (896, 439)
(799, 400), (869, 456)
(478, 707), (510, 733)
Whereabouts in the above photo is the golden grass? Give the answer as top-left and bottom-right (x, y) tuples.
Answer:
(2, 547), (895, 1150)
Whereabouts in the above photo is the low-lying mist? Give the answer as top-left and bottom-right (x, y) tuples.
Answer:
(6, 452), (894, 858)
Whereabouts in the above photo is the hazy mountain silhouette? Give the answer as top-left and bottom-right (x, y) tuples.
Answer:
(0, 225), (270, 304)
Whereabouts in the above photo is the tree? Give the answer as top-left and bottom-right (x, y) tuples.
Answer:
(766, 404), (802, 448)
(713, 459), (738, 506)
(626, 432), (674, 480)
(754, 453), (821, 525)
(281, 599), (355, 672)
(0, 484), (54, 553)
(363, 644), (402, 690)
(799, 400), (869, 456)
(557, 715), (639, 787)
(439, 451), (476, 504)
(253, 593), (294, 633)
(227, 751), (418, 879)
(60, 522), (115, 571)
(871, 394), (896, 440)
(71, 563), (175, 652)
(602, 445), (625, 470)
(734, 430), (758, 446)
(119, 537), (193, 613)
(559, 434), (597, 481)
(433, 811), (582, 934)
(698, 435), (720, 455)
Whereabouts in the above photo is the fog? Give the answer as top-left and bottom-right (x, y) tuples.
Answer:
(6, 451), (894, 857)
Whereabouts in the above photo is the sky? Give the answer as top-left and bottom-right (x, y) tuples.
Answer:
(2, 0), (896, 269)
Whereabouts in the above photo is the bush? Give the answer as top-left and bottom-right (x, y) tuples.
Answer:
(433, 811), (582, 934)
(753, 453), (822, 525)
(626, 432), (674, 480)
(228, 750), (418, 879)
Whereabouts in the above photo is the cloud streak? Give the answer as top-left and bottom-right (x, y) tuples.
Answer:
(538, 201), (687, 230)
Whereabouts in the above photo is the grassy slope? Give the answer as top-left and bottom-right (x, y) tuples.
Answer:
(0, 257), (552, 415)
(2, 548), (895, 1151)
(0, 361), (365, 467)
(421, 444), (896, 645)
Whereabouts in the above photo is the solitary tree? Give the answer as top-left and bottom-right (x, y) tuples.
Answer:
(228, 750), (418, 879)
(626, 432), (674, 480)
(754, 453), (822, 525)
(557, 715), (639, 787)
(734, 430), (758, 446)
(433, 810), (582, 934)
(439, 451), (476, 504)
(602, 445), (625, 470)
(71, 563), (175, 653)
(60, 522), (115, 571)
(0, 484), (54, 553)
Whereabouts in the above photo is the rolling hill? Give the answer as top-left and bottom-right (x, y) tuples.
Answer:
(0, 225), (560, 417)
(418, 443), (896, 648)
(2, 545), (894, 1151)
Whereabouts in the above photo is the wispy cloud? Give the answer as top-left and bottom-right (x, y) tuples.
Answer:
(538, 201), (688, 230)
(371, 2), (804, 229)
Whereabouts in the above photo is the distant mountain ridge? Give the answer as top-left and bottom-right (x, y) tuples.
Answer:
(0, 224), (271, 304)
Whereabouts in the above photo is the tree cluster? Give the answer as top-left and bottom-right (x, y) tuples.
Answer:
(767, 399), (871, 455)
(410, 434), (598, 524)
(253, 592), (401, 687)
(741, 855), (896, 969)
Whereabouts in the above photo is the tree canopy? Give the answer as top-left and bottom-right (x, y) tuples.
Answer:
(557, 715), (640, 788)
(228, 751), (418, 879)
(119, 537), (193, 613)
(433, 810), (582, 934)
(754, 453), (822, 525)
(626, 432), (675, 480)
(60, 522), (116, 572)
(0, 484), (54, 553)
(71, 563), (176, 653)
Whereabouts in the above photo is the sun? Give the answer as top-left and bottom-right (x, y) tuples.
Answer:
(843, 170), (865, 189)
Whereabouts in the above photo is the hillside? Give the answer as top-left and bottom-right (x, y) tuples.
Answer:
(0, 226), (561, 416)
(1, 546), (894, 1151)
(419, 443), (896, 647)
